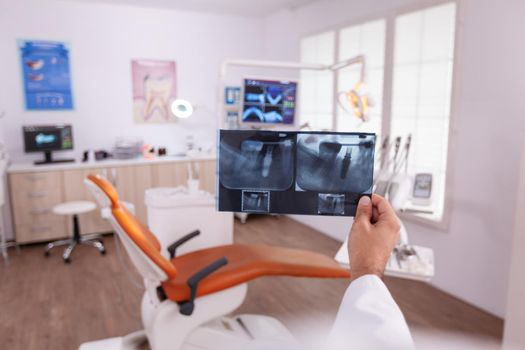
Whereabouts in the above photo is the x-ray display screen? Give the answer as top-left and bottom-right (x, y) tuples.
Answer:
(218, 130), (376, 216)
(241, 78), (297, 125)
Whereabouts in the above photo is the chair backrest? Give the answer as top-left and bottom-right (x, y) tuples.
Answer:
(84, 174), (177, 283)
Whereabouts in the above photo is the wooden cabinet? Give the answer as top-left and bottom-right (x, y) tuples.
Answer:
(8, 157), (216, 244)
(62, 169), (112, 235)
(151, 159), (216, 194)
(151, 162), (188, 188)
(115, 165), (153, 224)
(198, 160), (216, 194)
(9, 171), (67, 243)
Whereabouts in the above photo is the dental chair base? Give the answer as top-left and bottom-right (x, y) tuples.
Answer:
(80, 284), (297, 350)
(80, 314), (296, 350)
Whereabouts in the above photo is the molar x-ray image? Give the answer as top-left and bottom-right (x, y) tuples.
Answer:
(318, 194), (346, 215)
(296, 134), (375, 194)
(219, 132), (295, 191)
(218, 130), (375, 217)
(242, 191), (270, 213)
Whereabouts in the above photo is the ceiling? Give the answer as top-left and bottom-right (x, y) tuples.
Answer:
(66, 0), (321, 17)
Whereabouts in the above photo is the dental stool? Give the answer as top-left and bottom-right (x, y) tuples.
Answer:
(81, 174), (350, 350)
(44, 200), (106, 263)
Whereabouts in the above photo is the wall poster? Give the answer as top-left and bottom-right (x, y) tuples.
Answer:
(131, 59), (177, 123)
(19, 40), (74, 110)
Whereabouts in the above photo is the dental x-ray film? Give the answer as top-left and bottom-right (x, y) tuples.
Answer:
(218, 130), (376, 216)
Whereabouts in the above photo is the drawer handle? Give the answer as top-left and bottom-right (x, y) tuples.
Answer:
(27, 192), (47, 198)
(31, 226), (51, 233)
(29, 209), (51, 215)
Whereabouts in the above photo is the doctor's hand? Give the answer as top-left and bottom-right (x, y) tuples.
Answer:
(348, 194), (401, 282)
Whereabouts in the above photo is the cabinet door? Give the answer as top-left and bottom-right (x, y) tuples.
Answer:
(62, 168), (112, 235)
(152, 160), (216, 194)
(197, 160), (216, 194)
(151, 162), (188, 188)
(9, 171), (67, 243)
(115, 165), (153, 223)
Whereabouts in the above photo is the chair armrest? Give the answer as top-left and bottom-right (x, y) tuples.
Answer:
(179, 257), (229, 316)
(167, 230), (200, 259)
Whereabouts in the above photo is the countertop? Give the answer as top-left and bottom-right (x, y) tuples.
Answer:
(8, 153), (216, 174)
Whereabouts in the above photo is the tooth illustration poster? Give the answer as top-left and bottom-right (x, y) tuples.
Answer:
(19, 40), (74, 110)
(131, 59), (177, 123)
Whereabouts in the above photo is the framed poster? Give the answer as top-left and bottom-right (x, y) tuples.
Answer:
(19, 40), (74, 110)
(132, 59), (177, 123)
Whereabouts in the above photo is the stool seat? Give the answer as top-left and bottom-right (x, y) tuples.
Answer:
(53, 201), (96, 215)
(45, 200), (104, 263)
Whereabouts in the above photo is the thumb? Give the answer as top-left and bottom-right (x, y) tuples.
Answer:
(355, 195), (372, 223)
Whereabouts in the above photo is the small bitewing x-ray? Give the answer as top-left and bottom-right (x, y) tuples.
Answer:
(218, 130), (376, 216)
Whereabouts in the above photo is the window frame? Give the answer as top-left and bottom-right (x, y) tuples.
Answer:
(299, 0), (462, 229)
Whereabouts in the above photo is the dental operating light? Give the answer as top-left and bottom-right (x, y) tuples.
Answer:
(334, 55), (371, 122)
(171, 99), (194, 119)
(219, 55), (371, 128)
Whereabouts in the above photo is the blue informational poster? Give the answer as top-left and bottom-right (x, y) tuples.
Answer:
(19, 40), (74, 110)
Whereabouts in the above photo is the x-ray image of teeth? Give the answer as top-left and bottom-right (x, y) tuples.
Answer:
(218, 130), (375, 217)
(296, 134), (375, 194)
(219, 135), (294, 191)
(318, 194), (345, 215)
(242, 191), (270, 213)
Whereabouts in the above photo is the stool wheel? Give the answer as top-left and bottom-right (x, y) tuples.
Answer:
(100, 248), (106, 255)
(63, 257), (71, 264)
(44, 251), (50, 257)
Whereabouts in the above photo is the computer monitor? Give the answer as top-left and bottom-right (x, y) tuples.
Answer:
(23, 124), (75, 165)
(241, 78), (297, 125)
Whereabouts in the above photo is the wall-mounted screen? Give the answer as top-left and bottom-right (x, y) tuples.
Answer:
(241, 78), (297, 125)
(218, 130), (376, 216)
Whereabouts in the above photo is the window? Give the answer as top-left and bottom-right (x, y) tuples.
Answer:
(299, 2), (457, 223)
(337, 19), (386, 138)
(391, 3), (456, 220)
(299, 31), (335, 130)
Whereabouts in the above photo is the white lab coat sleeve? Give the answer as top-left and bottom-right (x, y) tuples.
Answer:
(327, 274), (415, 350)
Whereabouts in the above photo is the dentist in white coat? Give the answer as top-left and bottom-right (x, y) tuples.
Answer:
(328, 194), (415, 350)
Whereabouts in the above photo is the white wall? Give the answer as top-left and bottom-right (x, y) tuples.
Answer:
(265, 0), (525, 317)
(0, 0), (265, 162)
(503, 133), (525, 349)
(2, 0), (524, 319)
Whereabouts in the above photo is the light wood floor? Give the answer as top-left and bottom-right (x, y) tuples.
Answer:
(0, 215), (503, 349)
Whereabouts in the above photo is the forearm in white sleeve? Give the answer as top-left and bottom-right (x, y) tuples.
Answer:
(327, 275), (415, 350)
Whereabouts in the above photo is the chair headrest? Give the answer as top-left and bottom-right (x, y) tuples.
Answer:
(84, 176), (111, 208)
(85, 173), (177, 280)
(85, 174), (120, 209)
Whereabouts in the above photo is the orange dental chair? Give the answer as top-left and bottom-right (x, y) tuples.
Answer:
(81, 174), (350, 350)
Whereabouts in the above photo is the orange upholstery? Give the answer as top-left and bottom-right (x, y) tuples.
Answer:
(87, 174), (350, 302)
(87, 174), (175, 278)
(162, 244), (350, 302)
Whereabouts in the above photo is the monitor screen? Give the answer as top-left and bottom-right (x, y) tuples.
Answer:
(23, 125), (73, 153)
(241, 78), (297, 125)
